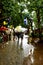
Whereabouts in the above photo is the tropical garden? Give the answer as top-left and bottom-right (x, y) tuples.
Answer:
(0, 0), (43, 41)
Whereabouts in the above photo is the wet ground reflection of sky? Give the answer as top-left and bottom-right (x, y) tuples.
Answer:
(0, 34), (35, 65)
(18, 35), (35, 57)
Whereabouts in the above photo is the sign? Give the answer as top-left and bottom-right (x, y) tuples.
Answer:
(24, 18), (28, 25)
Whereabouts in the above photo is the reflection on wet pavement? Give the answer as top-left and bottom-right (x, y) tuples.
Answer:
(0, 41), (23, 65)
(0, 36), (43, 65)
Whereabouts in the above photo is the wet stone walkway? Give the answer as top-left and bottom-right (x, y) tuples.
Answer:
(0, 41), (24, 65)
(0, 36), (43, 65)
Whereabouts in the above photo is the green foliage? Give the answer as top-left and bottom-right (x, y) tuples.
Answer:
(1, 0), (43, 28)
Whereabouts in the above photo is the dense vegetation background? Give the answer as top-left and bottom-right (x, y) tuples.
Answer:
(0, 0), (43, 39)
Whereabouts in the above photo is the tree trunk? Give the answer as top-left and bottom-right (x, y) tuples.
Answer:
(36, 8), (41, 40)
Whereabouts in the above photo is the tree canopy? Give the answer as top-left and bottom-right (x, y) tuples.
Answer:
(0, 0), (43, 28)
